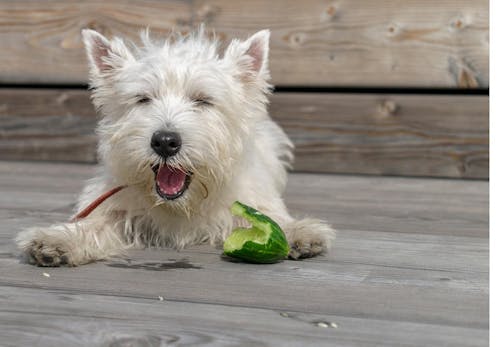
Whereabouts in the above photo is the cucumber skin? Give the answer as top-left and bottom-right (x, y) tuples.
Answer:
(225, 238), (289, 264)
(224, 201), (290, 263)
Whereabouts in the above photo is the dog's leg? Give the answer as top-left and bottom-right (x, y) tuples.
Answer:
(16, 216), (127, 267)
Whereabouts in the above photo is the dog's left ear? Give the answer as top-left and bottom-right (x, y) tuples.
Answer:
(226, 30), (270, 81)
(81, 29), (134, 76)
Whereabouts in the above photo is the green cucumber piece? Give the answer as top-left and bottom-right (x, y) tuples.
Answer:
(223, 201), (290, 263)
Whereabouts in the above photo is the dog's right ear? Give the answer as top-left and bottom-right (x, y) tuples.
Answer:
(225, 30), (271, 82)
(81, 29), (133, 75)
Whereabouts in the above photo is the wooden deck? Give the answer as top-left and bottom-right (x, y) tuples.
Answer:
(0, 161), (488, 346)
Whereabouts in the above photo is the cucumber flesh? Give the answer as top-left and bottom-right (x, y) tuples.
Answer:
(223, 227), (267, 253)
(223, 201), (289, 263)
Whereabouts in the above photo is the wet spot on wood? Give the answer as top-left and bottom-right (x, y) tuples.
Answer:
(106, 259), (202, 271)
(57, 295), (75, 302)
(107, 335), (178, 347)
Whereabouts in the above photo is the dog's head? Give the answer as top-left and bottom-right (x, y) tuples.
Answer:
(82, 28), (271, 214)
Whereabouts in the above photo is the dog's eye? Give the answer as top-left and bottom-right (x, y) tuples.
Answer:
(136, 96), (152, 104)
(193, 97), (213, 107)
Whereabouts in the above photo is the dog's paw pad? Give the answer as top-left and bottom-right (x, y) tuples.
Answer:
(27, 242), (69, 267)
(288, 238), (327, 260)
(284, 218), (335, 260)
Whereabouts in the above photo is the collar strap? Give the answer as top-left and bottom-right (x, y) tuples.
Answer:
(70, 185), (127, 222)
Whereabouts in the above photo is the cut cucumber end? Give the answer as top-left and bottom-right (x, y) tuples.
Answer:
(223, 227), (267, 253)
(223, 201), (290, 263)
(230, 201), (247, 217)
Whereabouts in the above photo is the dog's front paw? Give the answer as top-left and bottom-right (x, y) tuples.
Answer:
(284, 218), (336, 260)
(25, 240), (70, 267)
(16, 227), (74, 267)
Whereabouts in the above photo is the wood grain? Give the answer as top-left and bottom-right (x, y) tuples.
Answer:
(0, 286), (487, 347)
(0, 247), (488, 328)
(0, 0), (489, 87)
(0, 160), (488, 239)
(0, 88), (489, 178)
(271, 93), (489, 178)
(0, 160), (488, 346)
(0, 0), (192, 84)
(0, 89), (97, 162)
(194, 0), (489, 88)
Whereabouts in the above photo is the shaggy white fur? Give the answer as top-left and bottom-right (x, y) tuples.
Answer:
(16, 28), (335, 266)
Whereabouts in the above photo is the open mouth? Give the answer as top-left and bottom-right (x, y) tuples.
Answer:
(152, 164), (192, 200)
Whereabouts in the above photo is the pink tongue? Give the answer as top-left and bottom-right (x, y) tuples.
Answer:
(156, 166), (187, 196)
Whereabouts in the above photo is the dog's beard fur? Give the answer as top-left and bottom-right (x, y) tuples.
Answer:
(86, 28), (271, 220)
(97, 105), (238, 218)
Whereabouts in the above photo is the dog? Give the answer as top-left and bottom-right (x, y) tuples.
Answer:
(16, 28), (335, 266)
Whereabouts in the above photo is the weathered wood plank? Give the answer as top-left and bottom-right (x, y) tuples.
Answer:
(0, 202), (489, 277)
(0, 89), (97, 162)
(0, 246), (488, 329)
(0, 161), (488, 238)
(0, 0), (192, 84)
(0, 206), (490, 327)
(285, 174), (488, 238)
(194, 0), (489, 88)
(0, 89), (489, 178)
(0, 208), (489, 274)
(0, 161), (488, 345)
(273, 93), (489, 178)
(0, 0), (489, 87)
(0, 286), (487, 347)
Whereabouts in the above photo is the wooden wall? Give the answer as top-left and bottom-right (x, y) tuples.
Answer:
(0, 0), (489, 178)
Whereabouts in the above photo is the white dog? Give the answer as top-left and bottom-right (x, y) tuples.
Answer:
(16, 28), (335, 266)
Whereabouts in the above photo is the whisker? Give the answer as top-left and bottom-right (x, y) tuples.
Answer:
(200, 180), (209, 200)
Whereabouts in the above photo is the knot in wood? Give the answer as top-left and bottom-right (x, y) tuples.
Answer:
(378, 100), (398, 117)
(288, 32), (307, 48)
(325, 4), (337, 18)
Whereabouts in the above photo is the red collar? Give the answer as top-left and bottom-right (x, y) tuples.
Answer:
(71, 185), (127, 222)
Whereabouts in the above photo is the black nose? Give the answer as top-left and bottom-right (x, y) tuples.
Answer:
(150, 131), (182, 158)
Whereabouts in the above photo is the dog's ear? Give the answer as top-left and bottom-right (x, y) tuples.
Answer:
(242, 30), (270, 76)
(81, 29), (133, 75)
(226, 30), (270, 81)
